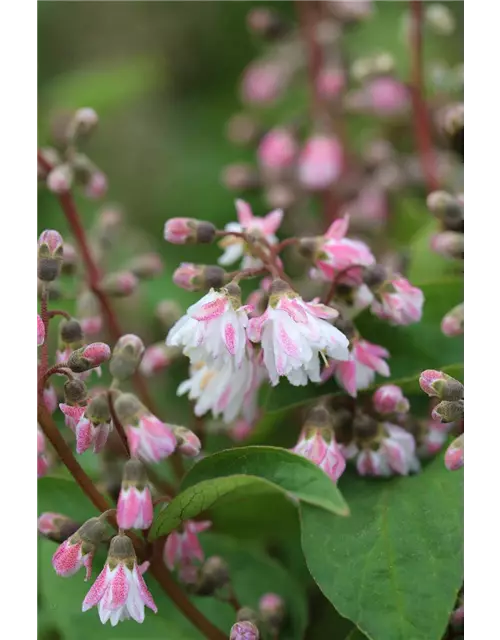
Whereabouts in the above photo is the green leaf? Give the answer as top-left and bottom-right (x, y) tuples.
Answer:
(150, 446), (349, 539)
(38, 476), (98, 522)
(300, 457), (464, 640)
(263, 279), (463, 415)
(407, 221), (463, 284)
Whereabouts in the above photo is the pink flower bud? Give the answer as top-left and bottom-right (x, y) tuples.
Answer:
(430, 231), (464, 259)
(37, 314), (45, 346)
(117, 459), (153, 530)
(110, 334), (145, 381)
(100, 271), (138, 298)
(38, 512), (80, 542)
(74, 107), (99, 132)
(84, 171), (108, 200)
(127, 253), (164, 279)
(173, 263), (226, 292)
(373, 385), (409, 415)
(173, 426), (201, 458)
(38, 229), (64, 257)
(38, 427), (49, 478)
(164, 218), (216, 245)
(441, 302), (464, 337)
(298, 135), (343, 190)
(444, 434), (464, 471)
(52, 516), (107, 581)
(229, 419), (254, 441)
(68, 342), (111, 373)
(259, 592), (285, 630)
(47, 164), (73, 193)
(164, 520), (212, 581)
(367, 77), (410, 115)
(80, 316), (103, 336)
(317, 67), (345, 100)
(241, 63), (284, 104)
(257, 128), (297, 170)
(419, 369), (464, 400)
(230, 621), (260, 640)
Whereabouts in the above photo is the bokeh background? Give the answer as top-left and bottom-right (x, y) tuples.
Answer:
(38, 2), (464, 639)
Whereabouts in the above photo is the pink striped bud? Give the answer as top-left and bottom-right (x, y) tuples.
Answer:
(373, 385), (410, 415)
(230, 621), (260, 640)
(117, 459), (153, 530)
(164, 218), (216, 245)
(419, 369), (464, 401)
(441, 302), (464, 336)
(431, 399), (464, 423)
(38, 229), (64, 282)
(100, 271), (138, 297)
(37, 315), (45, 346)
(257, 128), (297, 171)
(68, 342), (111, 373)
(173, 263), (226, 292)
(52, 516), (107, 581)
(173, 426), (201, 458)
(38, 512), (80, 543)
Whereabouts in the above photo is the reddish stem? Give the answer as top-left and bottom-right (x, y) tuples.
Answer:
(409, 0), (439, 193)
(40, 287), (50, 376)
(48, 309), (72, 320)
(37, 404), (226, 640)
(107, 391), (130, 458)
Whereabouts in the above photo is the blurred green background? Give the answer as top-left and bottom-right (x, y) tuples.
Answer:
(38, 3), (463, 639)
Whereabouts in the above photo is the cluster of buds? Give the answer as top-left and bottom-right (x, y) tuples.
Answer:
(419, 370), (464, 471)
(38, 108), (108, 199)
(293, 380), (457, 482)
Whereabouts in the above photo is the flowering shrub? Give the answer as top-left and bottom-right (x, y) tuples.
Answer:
(38, 3), (463, 640)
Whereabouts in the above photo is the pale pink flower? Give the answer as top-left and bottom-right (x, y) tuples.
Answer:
(37, 314), (45, 346)
(82, 535), (157, 625)
(298, 135), (343, 190)
(293, 427), (346, 482)
(257, 128), (297, 170)
(372, 384), (409, 415)
(43, 385), (58, 414)
(444, 434), (464, 471)
(167, 284), (253, 368)
(59, 404), (112, 455)
(52, 517), (106, 581)
(59, 403), (86, 431)
(241, 62), (284, 104)
(312, 215), (375, 285)
(366, 77), (410, 116)
(117, 486), (153, 531)
(356, 424), (419, 476)
(164, 520), (211, 583)
(217, 199), (283, 269)
(248, 280), (349, 386)
(323, 338), (390, 397)
(317, 67), (345, 100)
(126, 414), (176, 464)
(371, 276), (424, 325)
(356, 449), (391, 477)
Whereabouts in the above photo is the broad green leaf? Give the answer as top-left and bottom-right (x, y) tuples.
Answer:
(38, 476), (98, 522)
(300, 457), (464, 640)
(263, 280), (463, 414)
(150, 446), (349, 539)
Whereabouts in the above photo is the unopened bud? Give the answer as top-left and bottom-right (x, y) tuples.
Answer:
(432, 399), (464, 423)
(194, 556), (230, 596)
(259, 593), (285, 630)
(164, 218), (216, 245)
(67, 342), (111, 373)
(77, 290), (102, 336)
(426, 191), (463, 232)
(373, 385), (410, 415)
(221, 163), (260, 191)
(441, 303), (464, 337)
(419, 369), (464, 401)
(156, 300), (183, 330)
(126, 253), (163, 279)
(230, 621), (260, 640)
(430, 231), (464, 259)
(257, 128), (297, 171)
(236, 607), (260, 625)
(247, 7), (288, 39)
(121, 457), (148, 488)
(86, 391), (111, 425)
(75, 516), (108, 549)
(114, 393), (144, 426)
(110, 334), (145, 380)
(100, 271), (138, 297)
(107, 533), (136, 563)
(66, 107), (99, 141)
(139, 343), (181, 376)
(59, 318), (84, 349)
(174, 263), (227, 292)
(63, 379), (88, 406)
(173, 426), (201, 457)
(47, 164), (73, 194)
(425, 4), (455, 35)
(226, 113), (261, 146)
(38, 512), (80, 543)
(38, 230), (64, 282)
(84, 171), (108, 200)
(444, 434), (464, 471)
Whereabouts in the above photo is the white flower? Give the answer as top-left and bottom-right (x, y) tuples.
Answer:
(166, 284), (252, 368)
(247, 280), (350, 386)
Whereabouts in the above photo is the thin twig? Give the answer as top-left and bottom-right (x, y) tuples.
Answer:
(107, 391), (130, 458)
